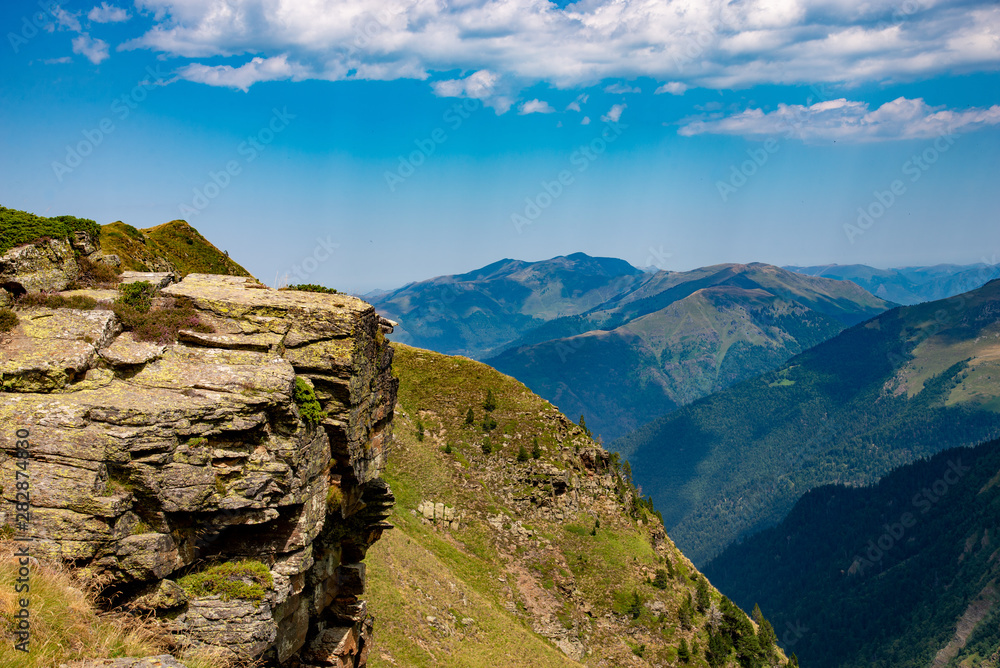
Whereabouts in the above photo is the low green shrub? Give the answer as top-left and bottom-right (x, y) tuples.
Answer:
(115, 281), (154, 313)
(294, 377), (327, 424)
(0, 206), (100, 255)
(327, 484), (344, 513)
(284, 283), (338, 294)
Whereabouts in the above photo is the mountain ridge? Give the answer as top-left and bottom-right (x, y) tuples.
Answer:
(486, 261), (892, 441)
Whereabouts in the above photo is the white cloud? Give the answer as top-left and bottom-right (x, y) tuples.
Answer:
(178, 55), (304, 92)
(50, 8), (82, 32)
(605, 83), (640, 94)
(431, 70), (513, 114)
(519, 99), (555, 114)
(581, 116), (591, 125)
(124, 1), (1000, 96)
(43, 56), (73, 64)
(566, 93), (589, 112)
(678, 97), (1000, 142)
(88, 3), (131, 23)
(72, 34), (110, 64)
(655, 82), (689, 95)
(601, 103), (626, 123)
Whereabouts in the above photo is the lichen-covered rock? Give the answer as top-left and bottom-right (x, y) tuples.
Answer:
(91, 252), (121, 268)
(0, 308), (120, 392)
(72, 230), (99, 256)
(99, 331), (166, 366)
(120, 271), (176, 288)
(0, 237), (79, 292)
(132, 579), (188, 611)
(167, 597), (278, 659)
(0, 274), (398, 667)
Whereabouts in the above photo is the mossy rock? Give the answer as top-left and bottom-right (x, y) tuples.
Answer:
(178, 560), (273, 604)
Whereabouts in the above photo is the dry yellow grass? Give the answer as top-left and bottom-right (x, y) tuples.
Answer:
(0, 541), (243, 668)
(0, 540), (166, 667)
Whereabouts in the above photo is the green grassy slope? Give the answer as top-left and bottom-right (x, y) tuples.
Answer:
(365, 344), (790, 668)
(99, 220), (251, 277)
(617, 279), (1000, 565)
(705, 437), (1000, 668)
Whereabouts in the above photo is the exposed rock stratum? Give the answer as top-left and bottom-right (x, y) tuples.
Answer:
(0, 273), (398, 667)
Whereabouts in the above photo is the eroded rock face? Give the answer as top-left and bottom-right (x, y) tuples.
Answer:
(0, 237), (80, 293)
(0, 274), (398, 667)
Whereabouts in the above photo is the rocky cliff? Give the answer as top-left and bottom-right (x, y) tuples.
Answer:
(0, 271), (397, 666)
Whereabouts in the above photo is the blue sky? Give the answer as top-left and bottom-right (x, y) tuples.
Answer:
(1, 0), (999, 293)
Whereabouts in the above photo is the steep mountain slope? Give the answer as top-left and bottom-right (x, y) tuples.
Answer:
(369, 253), (644, 358)
(99, 219), (252, 277)
(616, 279), (1000, 565)
(787, 263), (1000, 305)
(488, 263), (891, 441)
(365, 344), (790, 668)
(704, 437), (1000, 668)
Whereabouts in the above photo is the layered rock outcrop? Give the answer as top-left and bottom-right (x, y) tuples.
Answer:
(0, 274), (397, 666)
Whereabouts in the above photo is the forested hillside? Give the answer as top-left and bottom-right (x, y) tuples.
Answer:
(617, 279), (1000, 564)
(705, 437), (1000, 668)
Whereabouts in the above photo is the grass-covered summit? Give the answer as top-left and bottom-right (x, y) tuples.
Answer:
(99, 219), (251, 277)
